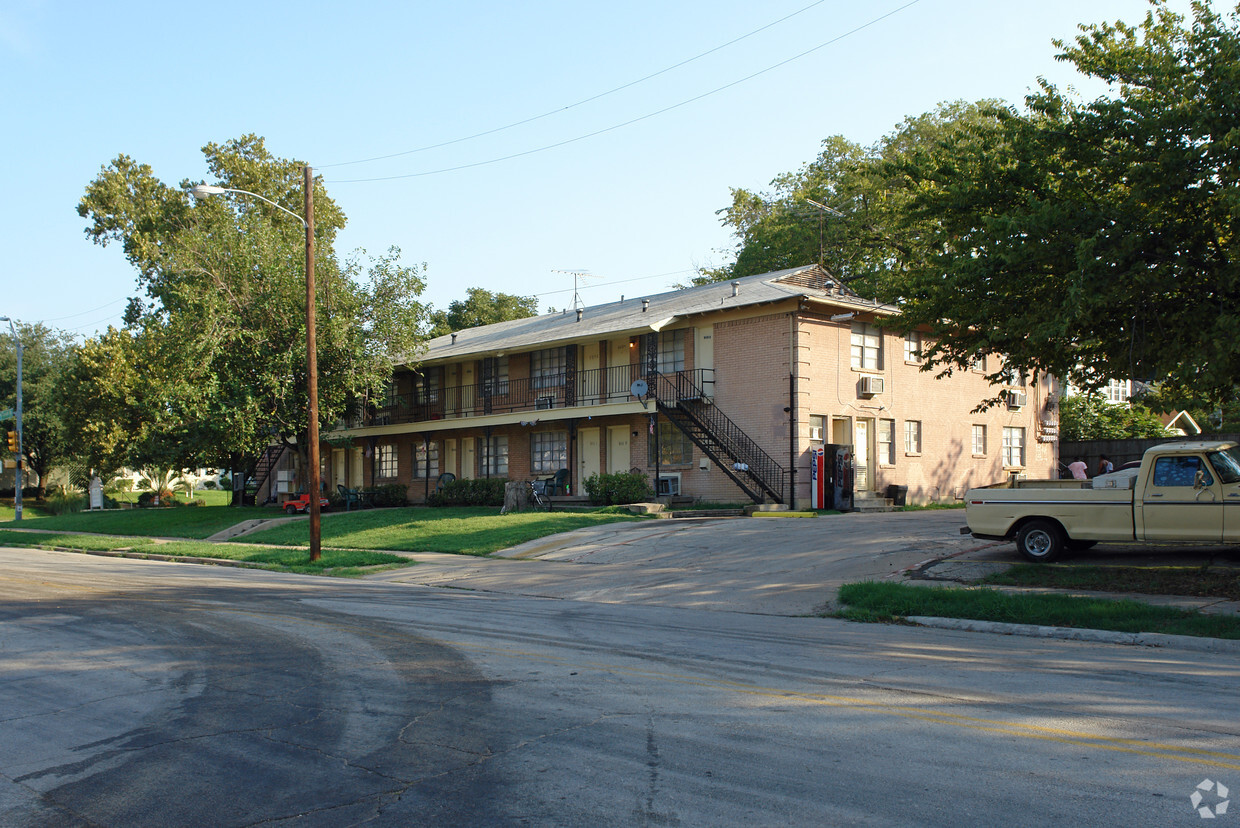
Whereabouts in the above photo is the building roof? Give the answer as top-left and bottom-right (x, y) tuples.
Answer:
(410, 264), (891, 366)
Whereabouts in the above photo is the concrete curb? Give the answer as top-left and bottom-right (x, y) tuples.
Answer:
(907, 615), (1240, 655)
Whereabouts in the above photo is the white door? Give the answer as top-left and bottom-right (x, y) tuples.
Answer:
(578, 427), (601, 484)
(694, 325), (714, 396)
(582, 343), (600, 403)
(461, 438), (476, 479)
(444, 439), (458, 477)
(350, 448), (364, 487)
(855, 418), (871, 492)
(609, 339), (633, 401)
(608, 426), (631, 473)
(332, 449), (346, 488)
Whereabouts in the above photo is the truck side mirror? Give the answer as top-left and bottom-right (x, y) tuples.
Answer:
(1193, 469), (1206, 490)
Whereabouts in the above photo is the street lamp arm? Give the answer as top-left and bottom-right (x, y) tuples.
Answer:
(187, 184), (308, 228)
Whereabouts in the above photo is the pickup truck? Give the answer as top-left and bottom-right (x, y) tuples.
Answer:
(964, 441), (1240, 562)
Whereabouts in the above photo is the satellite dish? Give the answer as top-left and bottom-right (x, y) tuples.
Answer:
(630, 379), (648, 398)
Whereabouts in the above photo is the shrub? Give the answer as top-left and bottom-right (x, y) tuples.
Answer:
(218, 475), (231, 491)
(362, 483), (410, 507)
(583, 471), (654, 505)
(427, 478), (507, 507)
(46, 489), (86, 515)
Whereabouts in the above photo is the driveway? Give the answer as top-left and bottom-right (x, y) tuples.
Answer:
(372, 510), (978, 615)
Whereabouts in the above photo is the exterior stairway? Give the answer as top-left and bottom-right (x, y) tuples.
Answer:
(650, 370), (786, 505)
(247, 444), (286, 502)
(852, 490), (896, 513)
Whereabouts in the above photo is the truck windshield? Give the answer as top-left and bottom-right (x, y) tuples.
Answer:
(1207, 446), (1240, 484)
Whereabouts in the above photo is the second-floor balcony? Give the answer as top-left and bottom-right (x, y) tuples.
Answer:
(365, 365), (715, 427)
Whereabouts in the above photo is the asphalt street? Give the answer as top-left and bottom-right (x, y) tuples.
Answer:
(2, 543), (1238, 826)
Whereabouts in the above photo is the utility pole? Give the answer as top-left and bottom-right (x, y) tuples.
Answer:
(1, 317), (21, 521)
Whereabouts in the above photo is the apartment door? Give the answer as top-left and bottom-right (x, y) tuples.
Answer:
(349, 448), (364, 488)
(444, 439), (458, 478)
(459, 362), (476, 415)
(332, 449), (347, 488)
(582, 343), (600, 403)
(461, 438), (476, 479)
(609, 339), (633, 401)
(855, 418), (873, 492)
(694, 325), (714, 397)
(608, 426), (631, 473)
(578, 427), (601, 485)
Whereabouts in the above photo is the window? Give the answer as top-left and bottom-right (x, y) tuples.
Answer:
(383, 378), (400, 407)
(649, 421), (693, 465)
(415, 441), (439, 478)
(414, 371), (439, 404)
(1152, 455), (1212, 488)
(657, 330), (686, 373)
(810, 415), (826, 442)
(531, 431), (568, 474)
(850, 322), (882, 370)
(479, 435), (509, 476)
(971, 355), (987, 373)
(972, 425), (987, 456)
(903, 332), (921, 364)
(903, 420), (922, 454)
(877, 419), (895, 464)
(1003, 363), (1026, 387)
(482, 356), (510, 396)
(531, 348), (566, 389)
(1002, 427), (1025, 467)
(1105, 379), (1131, 404)
(377, 444), (398, 479)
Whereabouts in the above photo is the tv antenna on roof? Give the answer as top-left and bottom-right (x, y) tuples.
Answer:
(552, 269), (598, 311)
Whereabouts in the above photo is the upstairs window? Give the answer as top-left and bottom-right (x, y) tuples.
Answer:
(851, 322), (882, 370)
(903, 332), (921, 364)
(531, 348), (566, 390)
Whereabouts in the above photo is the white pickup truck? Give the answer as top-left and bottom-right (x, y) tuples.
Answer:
(964, 441), (1240, 562)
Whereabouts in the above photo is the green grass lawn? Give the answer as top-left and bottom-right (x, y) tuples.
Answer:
(238, 506), (645, 555)
(979, 563), (1240, 601)
(0, 504), (273, 538)
(0, 529), (410, 576)
(835, 581), (1240, 640)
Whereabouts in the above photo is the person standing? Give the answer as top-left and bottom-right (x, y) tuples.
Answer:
(1097, 454), (1114, 476)
(1068, 457), (1089, 480)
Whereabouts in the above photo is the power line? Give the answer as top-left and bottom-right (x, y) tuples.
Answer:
(326, 1), (922, 185)
(38, 297), (127, 322)
(319, 0), (829, 169)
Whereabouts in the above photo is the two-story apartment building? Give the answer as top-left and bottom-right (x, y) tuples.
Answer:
(323, 265), (1058, 506)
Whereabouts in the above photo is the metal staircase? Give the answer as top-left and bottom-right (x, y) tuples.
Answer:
(246, 444), (286, 502)
(649, 370), (786, 504)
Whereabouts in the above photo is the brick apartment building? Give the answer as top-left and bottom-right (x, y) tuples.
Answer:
(319, 265), (1058, 507)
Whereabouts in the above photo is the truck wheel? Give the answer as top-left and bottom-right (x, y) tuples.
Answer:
(1016, 520), (1065, 563)
(285, 505), (298, 516)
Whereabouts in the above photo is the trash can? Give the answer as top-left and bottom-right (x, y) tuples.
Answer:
(885, 484), (908, 507)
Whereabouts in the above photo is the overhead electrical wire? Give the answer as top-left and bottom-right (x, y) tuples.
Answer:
(320, 0), (830, 170)
(326, 0), (922, 185)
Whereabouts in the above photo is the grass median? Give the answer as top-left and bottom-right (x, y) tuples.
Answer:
(979, 563), (1240, 601)
(835, 581), (1240, 640)
(0, 529), (410, 576)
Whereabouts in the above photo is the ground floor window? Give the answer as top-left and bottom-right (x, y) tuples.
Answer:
(972, 425), (987, 456)
(1002, 427), (1026, 467)
(377, 444), (398, 479)
(649, 420), (693, 465)
(877, 419), (895, 465)
(903, 420), (922, 455)
(531, 431), (567, 474)
(415, 441), (439, 478)
(480, 435), (509, 476)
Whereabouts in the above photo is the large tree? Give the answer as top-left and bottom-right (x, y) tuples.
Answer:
(886, 1), (1240, 403)
(427, 288), (540, 338)
(0, 323), (76, 495)
(76, 135), (428, 487)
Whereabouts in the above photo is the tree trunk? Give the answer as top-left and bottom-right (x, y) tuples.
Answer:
(501, 481), (535, 513)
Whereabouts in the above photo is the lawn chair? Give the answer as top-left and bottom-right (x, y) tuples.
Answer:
(338, 484), (362, 511)
(435, 472), (456, 493)
(543, 467), (569, 497)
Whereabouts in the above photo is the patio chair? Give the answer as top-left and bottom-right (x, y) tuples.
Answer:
(338, 484), (362, 511)
(543, 468), (570, 497)
(435, 472), (456, 493)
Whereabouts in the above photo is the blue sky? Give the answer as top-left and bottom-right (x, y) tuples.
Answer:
(2, 0), (1200, 336)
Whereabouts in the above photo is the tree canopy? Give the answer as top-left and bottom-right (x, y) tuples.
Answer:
(427, 288), (540, 338)
(74, 135), (428, 480)
(0, 323), (76, 494)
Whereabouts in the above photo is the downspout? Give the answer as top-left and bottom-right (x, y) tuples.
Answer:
(789, 310), (799, 509)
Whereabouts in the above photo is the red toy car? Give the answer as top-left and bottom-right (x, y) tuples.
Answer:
(283, 494), (330, 515)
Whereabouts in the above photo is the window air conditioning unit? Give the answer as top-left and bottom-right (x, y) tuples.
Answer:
(859, 375), (884, 396)
(1007, 390), (1028, 409)
(655, 473), (681, 496)
(536, 395), (555, 410)
(809, 426), (824, 441)
(276, 470), (294, 482)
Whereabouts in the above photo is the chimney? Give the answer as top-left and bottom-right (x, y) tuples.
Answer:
(451, 333), (457, 344)
(576, 308), (583, 322)
(642, 298), (649, 312)
(731, 281), (740, 297)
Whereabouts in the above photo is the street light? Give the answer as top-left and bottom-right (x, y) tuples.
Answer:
(188, 168), (322, 561)
(0, 316), (21, 522)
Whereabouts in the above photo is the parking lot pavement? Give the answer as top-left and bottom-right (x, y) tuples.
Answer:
(371, 510), (982, 615)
